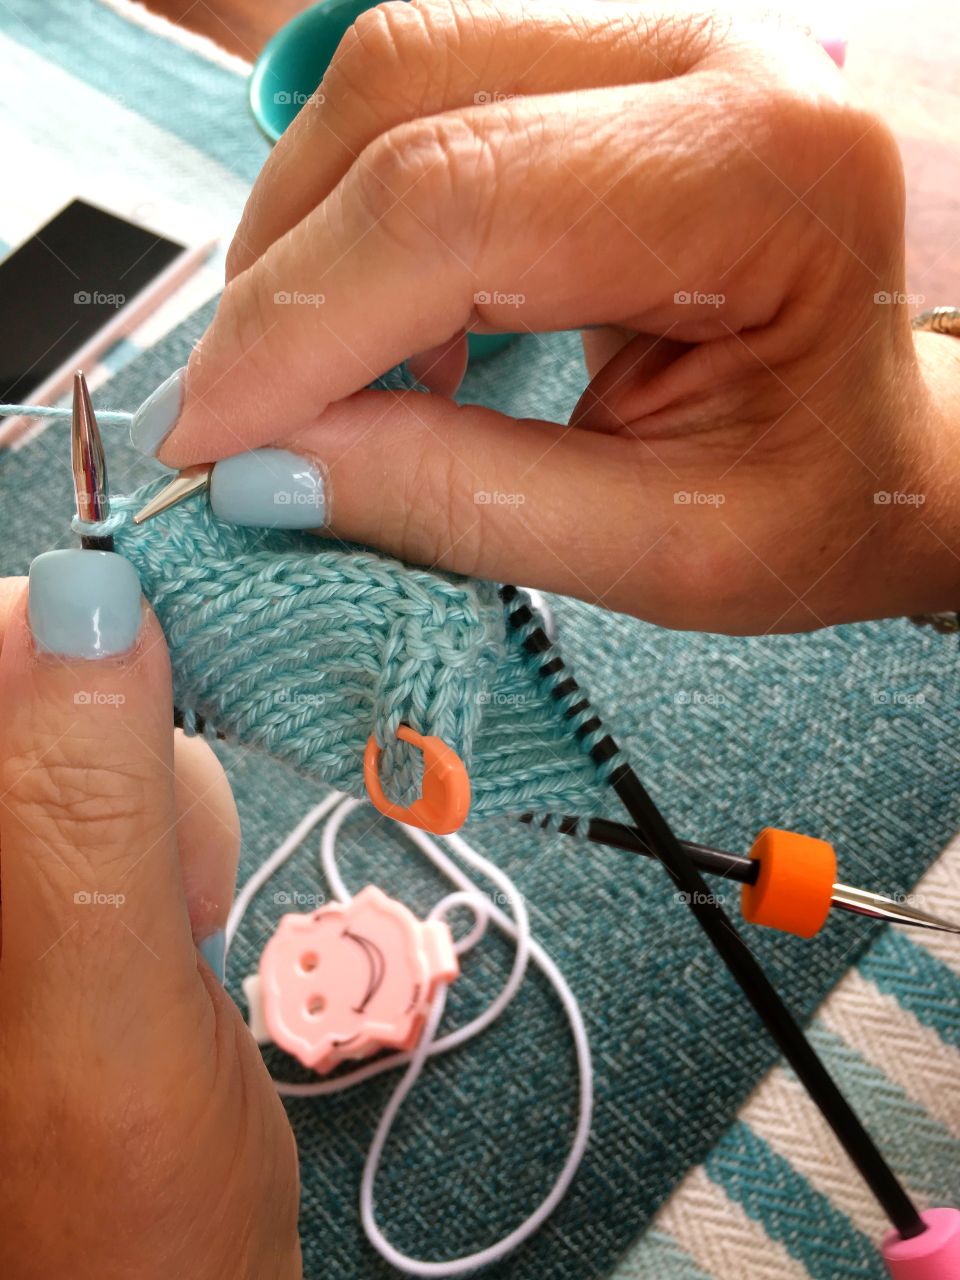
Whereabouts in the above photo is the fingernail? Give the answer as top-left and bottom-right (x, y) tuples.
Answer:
(130, 366), (186, 457)
(29, 550), (142, 659)
(198, 929), (226, 983)
(209, 448), (326, 529)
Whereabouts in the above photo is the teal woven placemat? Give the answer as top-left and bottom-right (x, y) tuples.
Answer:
(2, 298), (959, 1279)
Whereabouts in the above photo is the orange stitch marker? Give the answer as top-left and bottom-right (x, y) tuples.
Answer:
(364, 725), (470, 834)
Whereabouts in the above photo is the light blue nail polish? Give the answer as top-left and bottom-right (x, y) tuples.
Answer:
(130, 366), (186, 457)
(29, 550), (142, 659)
(209, 448), (326, 529)
(198, 929), (226, 983)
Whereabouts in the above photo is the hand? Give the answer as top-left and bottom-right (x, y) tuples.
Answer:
(0, 568), (300, 1279)
(147, 0), (960, 633)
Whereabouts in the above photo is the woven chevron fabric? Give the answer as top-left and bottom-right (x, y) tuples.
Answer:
(614, 838), (960, 1279)
(3, 4), (960, 1279)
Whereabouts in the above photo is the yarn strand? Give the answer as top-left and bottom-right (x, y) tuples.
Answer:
(0, 403), (133, 426)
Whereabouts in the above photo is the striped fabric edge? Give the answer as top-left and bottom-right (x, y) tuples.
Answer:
(612, 830), (960, 1279)
(97, 0), (253, 74)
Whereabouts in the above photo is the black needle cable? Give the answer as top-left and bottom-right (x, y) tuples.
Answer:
(519, 813), (759, 883)
(500, 585), (925, 1242)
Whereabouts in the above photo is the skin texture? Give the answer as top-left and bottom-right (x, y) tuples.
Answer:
(2, 4), (960, 1275)
(0, 582), (301, 1279)
(154, 0), (960, 634)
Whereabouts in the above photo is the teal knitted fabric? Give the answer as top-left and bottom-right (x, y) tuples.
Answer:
(5, 7), (960, 1279)
(103, 484), (613, 817)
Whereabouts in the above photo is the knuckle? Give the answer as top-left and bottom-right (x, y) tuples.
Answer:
(650, 8), (732, 70)
(354, 115), (489, 254)
(2, 752), (154, 859)
(210, 271), (283, 386)
(781, 91), (904, 219)
(381, 416), (489, 574)
(330, 1), (431, 97)
(224, 233), (251, 284)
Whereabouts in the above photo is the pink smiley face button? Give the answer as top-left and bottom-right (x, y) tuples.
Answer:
(259, 885), (459, 1073)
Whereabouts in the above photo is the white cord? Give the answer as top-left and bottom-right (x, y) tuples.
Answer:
(225, 792), (344, 948)
(228, 794), (593, 1276)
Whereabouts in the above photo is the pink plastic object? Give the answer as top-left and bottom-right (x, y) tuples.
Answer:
(259, 885), (459, 1073)
(819, 36), (847, 69)
(882, 1209), (960, 1279)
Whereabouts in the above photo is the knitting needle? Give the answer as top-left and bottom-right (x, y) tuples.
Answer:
(519, 813), (960, 935)
(131, 464), (211, 525)
(72, 374), (214, 746)
(71, 371), (114, 553)
(128, 468), (959, 936)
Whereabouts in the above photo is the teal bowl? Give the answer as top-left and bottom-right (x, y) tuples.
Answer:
(249, 0), (517, 362)
(249, 0), (367, 145)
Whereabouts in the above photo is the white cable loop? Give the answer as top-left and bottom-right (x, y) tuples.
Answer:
(229, 793), (592, 1276)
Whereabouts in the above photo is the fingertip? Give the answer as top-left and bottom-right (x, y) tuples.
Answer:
(28, 550), (142, 660)
(130, 366), (186, 459)
(406, 331), (468, 397)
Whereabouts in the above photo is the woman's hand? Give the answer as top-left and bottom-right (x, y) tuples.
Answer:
(0, 566), (301, 1279)
(138, 0), (960, 633)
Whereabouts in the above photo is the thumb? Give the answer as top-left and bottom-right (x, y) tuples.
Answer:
(0, 551), (198, 1040)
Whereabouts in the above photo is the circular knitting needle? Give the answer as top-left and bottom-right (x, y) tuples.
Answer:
(501, 584), (926, 1242)
(519, 813), (960, 935)
(71, 371), (113, 552)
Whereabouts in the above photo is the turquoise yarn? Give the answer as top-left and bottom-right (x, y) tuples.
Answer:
(74, 485), (620, 819)
(1, 364), (619, 819)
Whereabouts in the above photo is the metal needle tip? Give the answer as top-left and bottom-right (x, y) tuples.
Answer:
(132, 465), (212, 525)
(831, 882), (960, 935)
(71, 370), (109, 524)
